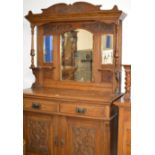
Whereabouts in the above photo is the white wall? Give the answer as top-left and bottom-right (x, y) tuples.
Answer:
(23, 0), (131, 89)
(77, 29), (93, 50)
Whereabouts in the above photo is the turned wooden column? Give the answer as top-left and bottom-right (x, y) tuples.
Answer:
(114, 23), (119, 68)
(123, 65), (131, 100)
(30, 24), (35, 68)
(114, 21), (121, 94)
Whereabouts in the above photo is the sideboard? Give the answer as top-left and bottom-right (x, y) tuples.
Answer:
(23, 2), (131, 155)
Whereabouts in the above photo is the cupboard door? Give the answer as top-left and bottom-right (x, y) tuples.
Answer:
(61, 117), (105, 155)
(24, 113), (54, 155)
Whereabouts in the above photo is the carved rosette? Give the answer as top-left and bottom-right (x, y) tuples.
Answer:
(27, 118), (50, 153)
(72, 127), (96, 155)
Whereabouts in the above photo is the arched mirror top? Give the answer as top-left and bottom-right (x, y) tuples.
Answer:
(60, 29), (93, 82)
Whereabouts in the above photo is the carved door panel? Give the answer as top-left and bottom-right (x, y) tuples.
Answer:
(24, 113), (55, 155)
(61, 117), (104, 155)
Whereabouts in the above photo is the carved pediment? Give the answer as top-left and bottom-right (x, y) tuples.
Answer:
(41, 2), (101, 15)
(25, 2), (125, 26)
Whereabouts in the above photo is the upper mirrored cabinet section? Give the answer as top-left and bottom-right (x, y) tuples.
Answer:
(101, 34), (113, 64)
(25, 2), (126, 87)
(60, 29), (93, 82)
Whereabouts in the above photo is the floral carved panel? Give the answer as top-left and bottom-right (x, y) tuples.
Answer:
(27, 116), (50, 154)
(72, 127), (96, 155)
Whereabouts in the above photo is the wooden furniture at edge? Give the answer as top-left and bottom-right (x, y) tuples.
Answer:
(23, 2), (131, 155)
(114, 65), (131, 155)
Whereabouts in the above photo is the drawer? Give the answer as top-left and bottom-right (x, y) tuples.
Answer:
(24, 98), (58, 113)
(60, 103), (109, 118)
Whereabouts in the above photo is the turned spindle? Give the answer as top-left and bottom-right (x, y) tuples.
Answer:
(30, 24), (35, 68)
(114, 23), (119, 67)
(123, 65), (131, 100)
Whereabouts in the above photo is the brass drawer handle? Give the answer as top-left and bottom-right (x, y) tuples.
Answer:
(76, 107), (87, 114)
(32, 103), (41, 109)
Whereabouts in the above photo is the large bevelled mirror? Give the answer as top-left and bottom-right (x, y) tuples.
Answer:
(60, 29), (93, 82)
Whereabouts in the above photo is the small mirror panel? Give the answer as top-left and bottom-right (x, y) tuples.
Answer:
(60, 29), (93, 82)
(43, 35), (53, 63)
(101, 34), (113, 64)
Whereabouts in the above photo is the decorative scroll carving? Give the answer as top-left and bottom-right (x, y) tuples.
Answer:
(43, 22), (114, 35)
(27, 117), (50, 153)
(42, 2), (101, 15)
(43, 23), (73, 35)
(81, 22), (114, 33)
(72, 127), (96, 155)
(25, 3), (124, 25)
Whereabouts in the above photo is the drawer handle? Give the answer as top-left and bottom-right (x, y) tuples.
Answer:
(76, 107), (87, 114)
(60, 139), (65, 147)
(54, 136), (59, 147)
(32, 103), (41, 109)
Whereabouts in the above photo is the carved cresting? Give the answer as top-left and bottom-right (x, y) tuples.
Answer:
(41, 2), (101, 15)
(27, 117), (50, 153)
(72, 127), (96, 155)
(25, 3), (125, 26)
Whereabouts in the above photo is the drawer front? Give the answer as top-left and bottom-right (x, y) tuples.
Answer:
(60, 103), (109, 118)
(24, 98), (58, 113)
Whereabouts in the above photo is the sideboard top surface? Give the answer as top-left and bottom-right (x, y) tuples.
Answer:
(23, 87), (123, 104)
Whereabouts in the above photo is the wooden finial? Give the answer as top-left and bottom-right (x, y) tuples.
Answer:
(123, 65), (131, 100)
(112, 5), (118, 11)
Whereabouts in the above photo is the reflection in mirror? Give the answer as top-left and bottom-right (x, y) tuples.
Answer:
(60, 29), (93, 82)
(43, 35), (53, 63)
(101, 34), (113, 64)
